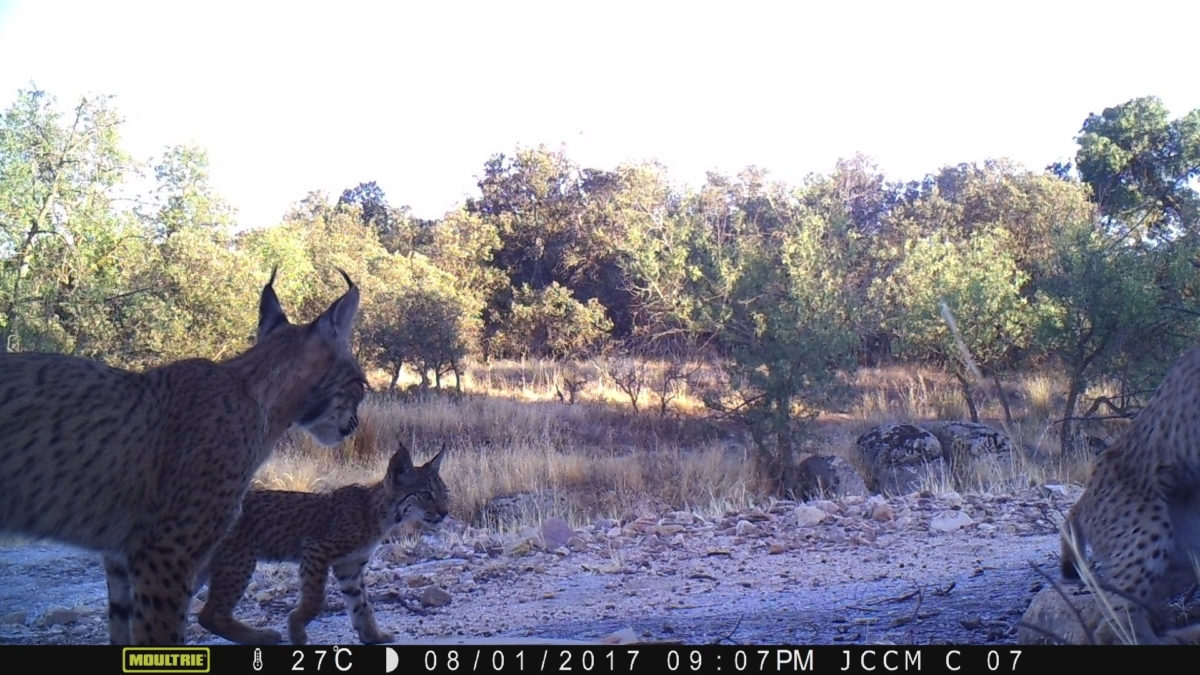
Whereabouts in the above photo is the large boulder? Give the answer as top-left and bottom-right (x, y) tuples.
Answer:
(920, 420), (1014, 479)
(855, 423), (946, 496)
(786, 454), (869, 501)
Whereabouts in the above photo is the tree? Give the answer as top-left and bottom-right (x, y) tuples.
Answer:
(1075, 96), (1200, 240)
(876, 228), (1033, 422)
(0, 86), (139, 358)
(685, 174), (857, 495)
(489, 282), (613, 360)
(361, 259), (483, 392)
(1032, 213), (1197, 454)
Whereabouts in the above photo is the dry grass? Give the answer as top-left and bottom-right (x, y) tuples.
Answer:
(255, 357), (1123, 530)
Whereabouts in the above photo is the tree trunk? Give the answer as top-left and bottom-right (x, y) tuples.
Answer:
(389, 364), (401, 391)
(991, 370), (1015, 428)
(953, 369), (980, 423)
(1061, 371), (1085, 457)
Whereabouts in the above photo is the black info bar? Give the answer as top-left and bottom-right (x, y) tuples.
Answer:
(0, 644), (1173, 675)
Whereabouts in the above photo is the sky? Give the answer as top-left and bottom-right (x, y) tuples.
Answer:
(1, 0), (1199, 229)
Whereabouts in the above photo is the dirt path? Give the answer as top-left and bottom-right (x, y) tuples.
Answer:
(0, 488), (1072, 646)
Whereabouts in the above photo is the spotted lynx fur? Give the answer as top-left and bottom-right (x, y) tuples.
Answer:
(197, 439), (449, 645)
(1061, 346), (1200, 644)
(0, 269), (366, 645)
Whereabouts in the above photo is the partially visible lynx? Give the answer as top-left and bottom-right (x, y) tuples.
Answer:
(197, 439), (449, 645)
(0, 268), (366, 645)
(1061, 345), (1200, 644)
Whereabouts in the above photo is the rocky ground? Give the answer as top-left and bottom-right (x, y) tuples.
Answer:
(0, 487), (1079, 646)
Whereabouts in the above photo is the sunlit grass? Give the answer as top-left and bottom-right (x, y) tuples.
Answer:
(256, 357), (1107, 531)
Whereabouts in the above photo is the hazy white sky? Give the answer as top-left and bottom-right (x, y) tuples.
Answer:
(1, 0), (1198, 228)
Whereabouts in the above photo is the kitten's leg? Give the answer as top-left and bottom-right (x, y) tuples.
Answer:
(333, 559), (393, 644)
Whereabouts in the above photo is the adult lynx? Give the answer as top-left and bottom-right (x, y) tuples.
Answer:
(0, 269), (367, 645)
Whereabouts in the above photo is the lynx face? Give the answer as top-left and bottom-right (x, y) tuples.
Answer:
(387, 443), (450, 531)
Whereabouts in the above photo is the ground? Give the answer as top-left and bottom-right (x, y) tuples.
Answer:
(0, 487), (1074, 646)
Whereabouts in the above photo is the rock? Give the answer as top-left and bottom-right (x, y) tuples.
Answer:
(788, 454), (870, 501)
(667, 511), (696, 525)
(735, 520), (760, 536)
(929, 511), (974, 533)
(921, 420), (1014, 477)
(503, 529), (541, 556)
(1018, 586), (1117, 645)
(480, 491), (558, 525)
(811, 500), (841, 515)
(792, 505), (828, 527)
(941, 491), (964, 508)
(1043, 484), (1069, 497)
(540, 517), (575, 550)
(419, 586), (453, 608)
(40, 608), (79, 627)
(856, 423), (947, 496)
(870, 503), (894, 522)
(0, 611), (26, 626)
(566, 536), (588, 552)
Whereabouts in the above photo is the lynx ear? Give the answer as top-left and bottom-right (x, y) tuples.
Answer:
(388, 438), (415, 480)
(314, 268), (359, 345)
(426, 444), (446, 472)
(256, 266), (289, 341)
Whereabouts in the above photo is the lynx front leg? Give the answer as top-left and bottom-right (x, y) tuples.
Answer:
(287, 550), (331, 646)
(104, 555), (133, 645)
(333, 559), (392, 644)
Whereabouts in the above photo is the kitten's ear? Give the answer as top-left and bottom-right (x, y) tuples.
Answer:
(388, 438), (415, 480)
(426, 444), (447, 472)
(314, 268), (359, 346)
(256, 266), (290, 341)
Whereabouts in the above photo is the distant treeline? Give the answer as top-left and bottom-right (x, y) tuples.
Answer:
(3, 86), (1199, 461)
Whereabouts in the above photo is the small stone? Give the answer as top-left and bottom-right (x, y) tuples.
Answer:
(1043, 484), (1068, 497)
(812, 500), (841, 515)
(735, 520), (759, 536)
(656, 524), (685, 537)
(769, 543), (789, 555)
(871, 504), (894, 522)
(930, 511), (974, 533)
(420, 586), (452, 608)
(793, 505), (828, 527)
(606, 527), (622, 539)
(567, 536), (588, 552)
(941, 491), (964, 508)
(42, 608), (80, 627)
(540, 517), (575, 550)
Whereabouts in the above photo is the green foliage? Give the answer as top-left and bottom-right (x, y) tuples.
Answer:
(688, 176), (858, 491)
(1075, 96), (1200, 239)
(5, 82), (1200, 461)
(1030, 211), (1198, 452)
(0, 86), (137, 357)
(876, 228), (1033, 419)
(489, 281), (613, 360)
(359, 255), (484, 391)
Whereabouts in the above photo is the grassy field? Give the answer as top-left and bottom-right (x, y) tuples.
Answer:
(256, 357), (1134, 533)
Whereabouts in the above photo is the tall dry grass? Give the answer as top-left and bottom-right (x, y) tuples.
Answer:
(255, 357), (1118, 531)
